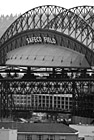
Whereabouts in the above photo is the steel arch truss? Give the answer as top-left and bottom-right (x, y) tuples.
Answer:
(70, 6), (94, 20)
(45, 10), (94, 51)
(86, 15), (94, 30)
(0, 5), (94, 53)
(0, 29), (94, 66)
(0, 5), (67, 45)
(1, 5), (94, 119)
(70, 6), (94, 33)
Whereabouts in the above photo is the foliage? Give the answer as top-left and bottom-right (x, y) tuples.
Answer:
(0, 14), (20, 37)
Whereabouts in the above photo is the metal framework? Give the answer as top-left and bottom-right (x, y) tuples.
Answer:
(1, 29), (94, 67)
(0, 5), (66, 45)
(70, 6), (94, 20)
(0, 5), (94, 119)
(0, 5), (94, 51)
(70, 6), (94, 31)
(0, 66), (94, 118)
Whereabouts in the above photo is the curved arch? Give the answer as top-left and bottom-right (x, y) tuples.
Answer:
(86, 15), (94, 30)
(69, 6), (94, 33)
(0, 5), (67, 45)
(45, 9), (94, 50)
(0, 5), (94, 67)
(1, 29), (94, 67)
(0, 5), (94, 52)
(69, 5), (94, 20)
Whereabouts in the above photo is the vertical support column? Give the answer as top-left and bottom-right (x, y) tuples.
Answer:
(72, 81), (77, 116)
(56, 96), (58, 109)
(41, 95), (43, 109)
(33, 94), (35, 108)
(60, 96), (62, 109)
(64, 96), (66, 110)
(2, 48), (6, 65)
(52, 95), (54, 109)
(0, 92), (2, 118)
(53, 68), (55, 78)
(37, 95), (39, 108)
(49, 95), (50, 108)
(27, 67), (31, 79)
(68, 96), (70, 110)
(0, 89), (2, 119)
(45, 95), (46, 109)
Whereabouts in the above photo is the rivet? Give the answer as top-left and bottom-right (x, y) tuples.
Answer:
(61, 59), (63, 63)
(34, 57), (36, 60)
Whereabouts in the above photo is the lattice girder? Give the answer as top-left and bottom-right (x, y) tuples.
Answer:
(0, 78), (94, 118)
(0, 5), (67, 46)
(45, 10), (94, 51)
(0, 5), (94, 53)
(69, 6), (94, 20)
(0, 81), (15, 117)
(0, 29), (94, 67)
(0, 5), (94, 119)
(0, 66), (94, 118)
(86, 15), (94, 30)
(69, 6), (94, 34)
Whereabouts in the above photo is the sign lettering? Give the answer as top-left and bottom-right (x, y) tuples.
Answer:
(26, 36), (56, 44)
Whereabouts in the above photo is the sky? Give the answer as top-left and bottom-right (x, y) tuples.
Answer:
(0, 0), (94, 15)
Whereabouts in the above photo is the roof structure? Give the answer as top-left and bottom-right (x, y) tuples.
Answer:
(6, 44), (89, 67)
(0, 5), (94, 67)
(0, 122), (78, 134)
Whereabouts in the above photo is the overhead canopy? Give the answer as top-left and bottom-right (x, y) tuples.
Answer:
(6, 44), (90, 68)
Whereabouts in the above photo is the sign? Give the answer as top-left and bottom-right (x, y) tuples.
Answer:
(26, 36), (56, 44)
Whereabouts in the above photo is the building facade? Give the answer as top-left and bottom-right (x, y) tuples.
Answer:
(13, 94), (72, 111)
(0, 122), (78, 140)
(1, 5), (94, 119)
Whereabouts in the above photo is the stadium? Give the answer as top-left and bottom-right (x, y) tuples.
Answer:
(0, 5), (94, 123)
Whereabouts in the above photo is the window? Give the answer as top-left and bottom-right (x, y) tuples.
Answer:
(26, 134), (32, 140)
(59, 136), (66, 140)
(18, 134), (32, 140)
(37, 135), (43, 140)
(49, 135), (55, 140)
